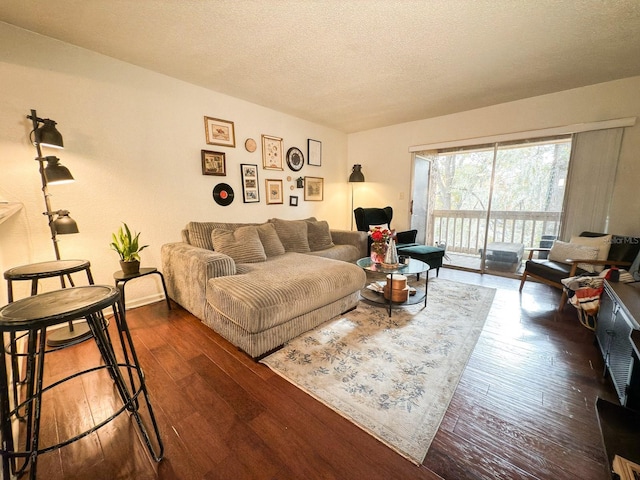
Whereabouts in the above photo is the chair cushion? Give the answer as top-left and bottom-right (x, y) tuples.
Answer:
(570, 234), (612, 272)
(525, 259), (588, 285)
(580, 232), (640, 264)
(548, 240), (599, 272)
(211, 226), (267, 264)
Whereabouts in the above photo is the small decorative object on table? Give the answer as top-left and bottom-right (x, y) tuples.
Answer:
(382, 237), (399, 268)
(369, 225), (393, 264)
(110, 222), (148, 275)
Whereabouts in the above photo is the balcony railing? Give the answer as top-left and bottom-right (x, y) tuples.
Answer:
(430, 209), (561, 254)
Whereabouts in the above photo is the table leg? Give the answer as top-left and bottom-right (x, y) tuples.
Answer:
(424, 271), (429, 308)
(110, 297), (165, 461)
(155, 272), (172, 310)
(387, 273), (393, 317)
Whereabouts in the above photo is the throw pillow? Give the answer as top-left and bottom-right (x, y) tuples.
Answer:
(548, 240), (599, 273)
(306, 219), (334, 251)
(369, 223), (390, 232)
(270, 218), (310, 253)
(570, 234), (612, 273)
(256, 222), (286, 257)
(211, 226), (266, 263)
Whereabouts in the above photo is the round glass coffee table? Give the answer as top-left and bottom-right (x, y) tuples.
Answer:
(356, 257), (430, 316)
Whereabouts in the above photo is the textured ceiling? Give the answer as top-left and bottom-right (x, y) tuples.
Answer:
(1, 0), (640, 133)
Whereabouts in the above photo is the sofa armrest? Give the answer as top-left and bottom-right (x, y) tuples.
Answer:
(330, 229), (368, 259)
(161, 242), (236, 320)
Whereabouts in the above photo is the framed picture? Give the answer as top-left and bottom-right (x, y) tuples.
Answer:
(289, 196), (298, 206)
(201, 150), (226, 176)
(286, 147), (304, 171)
(204, 117), (236, 147)
(308, 139), (322, 166)
(304, 176), (323, 201)
(240, 164), (260, 203)
(266, 179), (283, 204)
(262, 135), (284, 170)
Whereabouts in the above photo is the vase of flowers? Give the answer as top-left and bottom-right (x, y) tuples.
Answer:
(369, 226), (393, 264)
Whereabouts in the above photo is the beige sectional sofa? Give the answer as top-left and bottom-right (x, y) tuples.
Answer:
(161, 218), (367, 358)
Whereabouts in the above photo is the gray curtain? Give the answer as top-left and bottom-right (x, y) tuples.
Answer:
(560, 128), (623, 238)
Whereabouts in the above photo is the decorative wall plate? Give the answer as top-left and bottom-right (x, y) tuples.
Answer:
(245, 138), (257, 153)
(286, 147), (304, 171)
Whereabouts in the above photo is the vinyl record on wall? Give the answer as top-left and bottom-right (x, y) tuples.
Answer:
(213, 183), (235, 206)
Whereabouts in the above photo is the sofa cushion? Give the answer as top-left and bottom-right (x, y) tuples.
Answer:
(548, 240), (599, 273)
(570, 234), (612, 273)
(187, 221), (258, 250)
(206, 253), (366, 334)
(211, 226), (266, 263)
(256, 223), (286, 257)
(306, 219), (334, 251)
(270, 218), (310, 253)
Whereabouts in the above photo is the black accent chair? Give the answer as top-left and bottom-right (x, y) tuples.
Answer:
(519, 231), (640, 310)
(353, 206), (446, 275)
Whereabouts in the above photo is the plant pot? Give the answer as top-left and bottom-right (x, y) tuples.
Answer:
(120, 260), (140, 276)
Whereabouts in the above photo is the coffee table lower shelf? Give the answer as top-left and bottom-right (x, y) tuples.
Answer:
(359, 282), (427, 312)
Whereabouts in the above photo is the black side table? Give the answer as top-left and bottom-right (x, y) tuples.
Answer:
(114, 267), (171, 311)
(0, 285), (164, 479)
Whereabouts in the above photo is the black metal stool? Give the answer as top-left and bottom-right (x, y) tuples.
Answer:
(0, 285), (164, 479)
(4, 259), (95, 346)
(3, 260), (95, 421)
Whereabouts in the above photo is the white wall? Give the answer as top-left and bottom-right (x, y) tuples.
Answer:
(348, 76), (640, 238)
(0, 23), (350, 306)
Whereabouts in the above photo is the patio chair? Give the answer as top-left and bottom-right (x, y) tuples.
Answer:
(519, 231), (640, 310)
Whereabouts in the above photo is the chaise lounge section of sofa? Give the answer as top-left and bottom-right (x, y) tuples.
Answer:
(161, 218), (367, 358)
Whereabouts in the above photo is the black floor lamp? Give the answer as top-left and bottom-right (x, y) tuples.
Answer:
(27, 109), (92, 346)
(348, 164), (365, 230)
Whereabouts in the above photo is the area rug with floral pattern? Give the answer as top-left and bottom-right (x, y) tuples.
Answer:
(261, 278), (495, 464)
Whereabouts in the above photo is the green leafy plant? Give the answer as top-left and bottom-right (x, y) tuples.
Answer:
(110, 223), (148, 262)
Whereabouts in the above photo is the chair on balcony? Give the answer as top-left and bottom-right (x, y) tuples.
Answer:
(353, 206), (446, 275)
(519, 231), (640, 310)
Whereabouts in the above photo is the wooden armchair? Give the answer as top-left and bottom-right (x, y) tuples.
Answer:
(519, 232), (640, 310)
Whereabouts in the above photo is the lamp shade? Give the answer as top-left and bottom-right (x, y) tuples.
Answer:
(348, 164), (365, 182)
(53, 210), (79, 234)
(44, 156), (74, 185)
(35, 119), (64, 149)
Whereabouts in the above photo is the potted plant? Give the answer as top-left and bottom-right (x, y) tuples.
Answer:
(110, 222), (148, 275)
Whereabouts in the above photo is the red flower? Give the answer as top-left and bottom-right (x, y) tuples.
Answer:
(371, 230), (384, 242)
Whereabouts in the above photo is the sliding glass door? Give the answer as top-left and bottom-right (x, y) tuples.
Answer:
(413, 135), (571, 274)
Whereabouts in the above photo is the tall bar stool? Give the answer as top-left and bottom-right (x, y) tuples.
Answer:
(0, 285), (164, 479)
(3, 260), (95, 421)
(4, 259), (95, 346)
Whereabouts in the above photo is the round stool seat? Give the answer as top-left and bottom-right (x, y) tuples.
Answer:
(4, 260), (91, 281)
(0, 286), (118, 332)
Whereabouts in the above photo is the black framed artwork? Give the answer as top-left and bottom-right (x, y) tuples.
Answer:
(240, 163), (260, 203)
(308, 139), (321, 166)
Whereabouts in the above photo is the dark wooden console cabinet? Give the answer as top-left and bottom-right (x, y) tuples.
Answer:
(595, 280), (640, 409)
(595, 280), (640, 478)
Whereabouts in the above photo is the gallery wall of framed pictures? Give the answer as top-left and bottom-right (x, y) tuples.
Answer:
(201, 114), (324, 208)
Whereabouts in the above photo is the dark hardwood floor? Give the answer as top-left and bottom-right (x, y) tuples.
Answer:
(20, 269), (616, 479)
